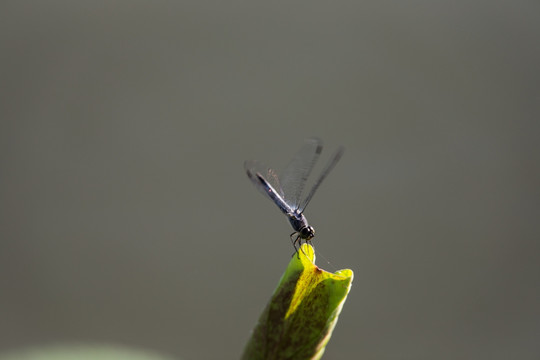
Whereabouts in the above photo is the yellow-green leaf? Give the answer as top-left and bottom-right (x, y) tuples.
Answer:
(242, 244), (354, 360)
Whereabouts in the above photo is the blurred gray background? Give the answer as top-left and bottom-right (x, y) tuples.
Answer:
(1, 1), (539, 359)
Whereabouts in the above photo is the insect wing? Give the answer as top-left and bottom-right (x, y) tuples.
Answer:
(299, 145), (344, 212)
(244, 160), (285, 202)
(279, 138), (323, 209)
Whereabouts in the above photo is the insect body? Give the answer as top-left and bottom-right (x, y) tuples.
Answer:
(244, 138), (344, 252)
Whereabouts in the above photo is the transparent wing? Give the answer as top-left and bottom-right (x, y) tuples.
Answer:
(280, 138), (323, 209)
(244, 159), (285, 201)
(299, 145), (345, 212)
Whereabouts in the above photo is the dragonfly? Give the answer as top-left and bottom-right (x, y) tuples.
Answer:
(244, 138), (344, 253)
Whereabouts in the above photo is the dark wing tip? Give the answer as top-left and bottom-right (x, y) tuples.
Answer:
(305, 137), (324, 154)
(243, 160), (255, 178)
